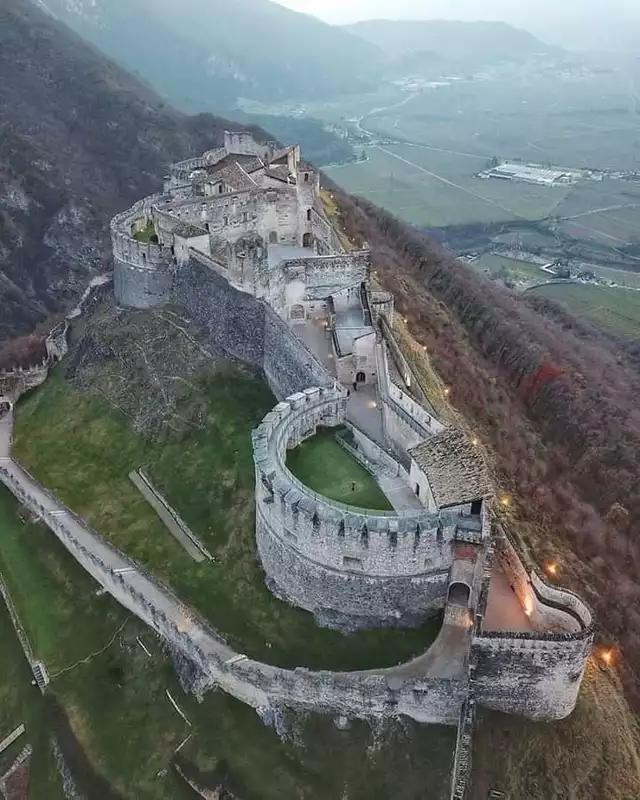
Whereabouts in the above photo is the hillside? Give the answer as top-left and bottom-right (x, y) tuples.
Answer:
(328, 180), (640, 714)
(346, 19), (557, 74)
(36, 0), (380, 108)
(0, 0), (266, 342)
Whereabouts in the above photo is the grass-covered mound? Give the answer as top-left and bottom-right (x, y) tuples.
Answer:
(287, 427), (393, 511)
(12, 367), (439, 671)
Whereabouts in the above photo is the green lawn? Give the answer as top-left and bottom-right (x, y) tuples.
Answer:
(529, 282), (640, 339)
(133, 221), (158, 244)
(12, 371), (438, 672)
(0, 455), (455, 800)
(287, 428), (393, 511)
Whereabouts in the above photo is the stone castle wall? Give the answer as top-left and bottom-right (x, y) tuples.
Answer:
(252, 386), (465, 628)
(0, 456), (465, 727)
(470, 530), (594, 720)
(172, 257), (331, 400)
(112, 196), (176, 309)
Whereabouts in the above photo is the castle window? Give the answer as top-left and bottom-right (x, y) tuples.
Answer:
(218, 184), (224, 194)
(307, 209), (312, 221)
(304, 173), (309, 183)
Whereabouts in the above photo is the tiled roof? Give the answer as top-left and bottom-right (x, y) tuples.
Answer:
(409, 428), (493, 508)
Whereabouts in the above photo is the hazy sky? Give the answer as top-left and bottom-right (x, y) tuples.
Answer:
(277, 0), (640, 49)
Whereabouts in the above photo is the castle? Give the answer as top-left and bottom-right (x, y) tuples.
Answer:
(0, 131), (595, 798)
(110, 130), (594, 723)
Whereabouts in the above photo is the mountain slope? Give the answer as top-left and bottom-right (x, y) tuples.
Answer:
(0, 0), (264, 342)
(346, 19), (556, 74)
(36, 0), (381, 109)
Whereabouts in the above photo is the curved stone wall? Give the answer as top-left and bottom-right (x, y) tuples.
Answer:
(470, 531), (594, 720)
(252, 386), (461, 629)
(111, 197), (176, 308)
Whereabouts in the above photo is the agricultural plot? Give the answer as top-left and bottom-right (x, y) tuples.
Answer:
(529, 283), (640, 339)
(326, 144), (569, 227)
(470, 254), (547, 284)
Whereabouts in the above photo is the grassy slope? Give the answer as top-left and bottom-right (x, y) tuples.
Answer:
(0, 603), (64, 798)
(530, 282), (640, 338)
(12, 370), (439, 671)
(473, 663), (640, 800)
(287, 428), (393, 510)
(0, 484), (456, 800)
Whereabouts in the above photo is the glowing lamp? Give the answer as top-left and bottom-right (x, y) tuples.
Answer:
(546, 561), (558, 577)
(499, 495), (511, 508)
(599, 648), (615, 667)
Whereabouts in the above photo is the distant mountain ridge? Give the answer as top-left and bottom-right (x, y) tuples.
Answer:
(36, 0), (381, 109)
(345, 19), (558, 74)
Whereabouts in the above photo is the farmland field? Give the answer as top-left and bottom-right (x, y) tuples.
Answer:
(470, 254), (548, 284)
(528, 282), (640, 338)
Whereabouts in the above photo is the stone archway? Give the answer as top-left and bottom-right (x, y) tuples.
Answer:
(356, 371), (366, 384)
(302, 232), (313, 248)
(447, 582), (471, 607)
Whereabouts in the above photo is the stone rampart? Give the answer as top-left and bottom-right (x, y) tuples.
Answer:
(252, 387), (466, 628)
(172, 256), (331, 400)
(470, 527), (594, 720)
(280, 251), (370, 301)
(112, 196), (176, 308)
(0, 457), (465, 726)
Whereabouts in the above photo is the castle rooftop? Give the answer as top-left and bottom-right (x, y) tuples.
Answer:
(409, 429), (492, 508)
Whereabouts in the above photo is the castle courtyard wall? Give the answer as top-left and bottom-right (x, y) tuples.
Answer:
(172, 257), (331, 400)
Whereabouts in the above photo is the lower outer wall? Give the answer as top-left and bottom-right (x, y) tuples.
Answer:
(471, 634), (592, 720)
(256, 507), (448, 630)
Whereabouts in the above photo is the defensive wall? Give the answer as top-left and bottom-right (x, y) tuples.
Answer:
(470, 528), (594, 720)
(0, 448), (467, 727)
(111, 196), (176, 309)
(252, 385), (469, 630)
(172, 254), (332, 400)
(0, 322), (68, 402)
(376, 339), (444, 456)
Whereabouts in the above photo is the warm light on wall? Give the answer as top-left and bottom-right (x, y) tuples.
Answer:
(523, 596), (534, 617)
(599, 647), (616, 668)
(471, 437), (479, 447)
(499, 494), (511, 508)
(545, 561), (559, 577)
(443, 387), (451, 397)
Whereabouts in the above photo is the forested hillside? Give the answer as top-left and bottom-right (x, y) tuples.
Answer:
(37, 0), (380, 107)
(331, 182), (640, 708)
(0, 0), (265, 342)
